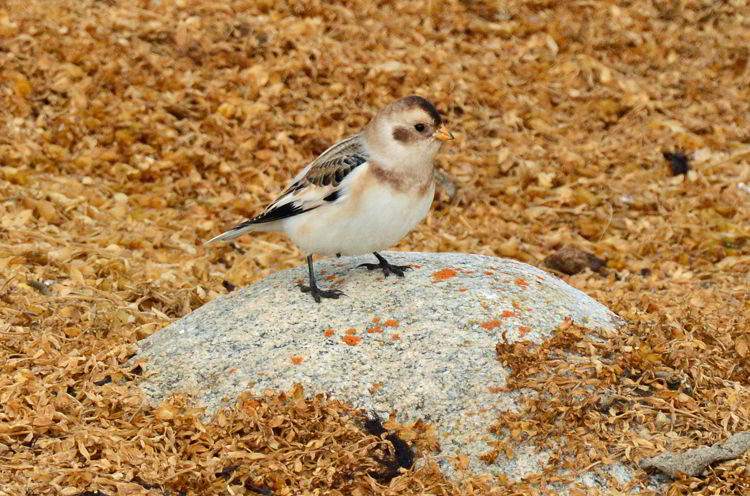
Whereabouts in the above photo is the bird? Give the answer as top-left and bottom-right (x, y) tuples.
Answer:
(206, 95), (454, 303)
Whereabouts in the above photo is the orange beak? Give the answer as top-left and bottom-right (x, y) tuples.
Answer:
(434, 125), (454, 141)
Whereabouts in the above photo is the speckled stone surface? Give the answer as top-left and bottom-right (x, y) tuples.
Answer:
(135, 251), (627, 485)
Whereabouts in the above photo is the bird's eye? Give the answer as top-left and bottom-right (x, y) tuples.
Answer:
(414, 123), (426, 132)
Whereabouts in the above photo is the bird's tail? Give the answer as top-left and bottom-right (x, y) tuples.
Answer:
(204, 220), (266, 245)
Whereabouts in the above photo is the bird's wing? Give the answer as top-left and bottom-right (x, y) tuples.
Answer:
(205, 135), (368, 243)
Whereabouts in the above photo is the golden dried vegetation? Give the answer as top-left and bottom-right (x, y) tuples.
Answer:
(1, 0), (749, 494)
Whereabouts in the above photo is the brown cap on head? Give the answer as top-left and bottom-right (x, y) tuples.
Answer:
(391, 95), (442, 126)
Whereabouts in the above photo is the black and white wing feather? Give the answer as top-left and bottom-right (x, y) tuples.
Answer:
(205, 134), (369, 244)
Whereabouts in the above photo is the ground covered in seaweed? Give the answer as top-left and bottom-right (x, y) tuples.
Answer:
(1, 0), (749, 494)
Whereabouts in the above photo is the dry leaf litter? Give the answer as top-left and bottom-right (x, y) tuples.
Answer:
(1, 0), (749, 495)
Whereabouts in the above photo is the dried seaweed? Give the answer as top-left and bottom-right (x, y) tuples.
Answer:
(1, 0), (749, 494)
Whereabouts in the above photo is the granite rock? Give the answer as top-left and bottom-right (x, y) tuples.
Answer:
(135, 251), (632, 488)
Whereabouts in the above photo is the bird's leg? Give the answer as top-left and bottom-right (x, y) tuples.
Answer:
(358, 252), (412, 278)
(298, 254), (344, 303)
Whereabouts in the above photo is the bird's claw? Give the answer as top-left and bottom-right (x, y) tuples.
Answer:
(358, 262), (412, 278)
(299, 284), (344, 303)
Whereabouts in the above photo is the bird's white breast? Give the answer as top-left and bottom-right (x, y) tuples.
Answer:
(280, 164), (434, 256)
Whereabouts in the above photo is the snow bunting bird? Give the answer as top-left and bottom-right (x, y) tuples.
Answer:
(206, 95), (454, 302)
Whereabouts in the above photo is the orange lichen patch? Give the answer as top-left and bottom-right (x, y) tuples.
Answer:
(290, 356), (304, 365)
(512, 302), (521, 310)
(484, 271), (494, 275)
(501, 310), (515, 318)
(372, 317), (380, 323)
(390, 333), (401, 341)
(409, 264), (422, 269)
(383, 320), (400, 328)
(515, 278), (529, 287)
(432, 268), (457, 280)
(488, 387), (505, 393)
(458, 288), (468, 292)
(323, 329), (335, 337)
(368, 382), (383, 394)
(346, 328), (357, 335)
(518, 326), (532, 337)
(336, 278), (346, 284)
(481, 320), (503, 330)
(341, 335), (361, 346)
(367, 325), (383, 334)
(324, 274), (336, 281)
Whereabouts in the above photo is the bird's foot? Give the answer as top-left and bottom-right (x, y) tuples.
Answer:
(359, 253), (412, 278)
(299, 283), (344, 303)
